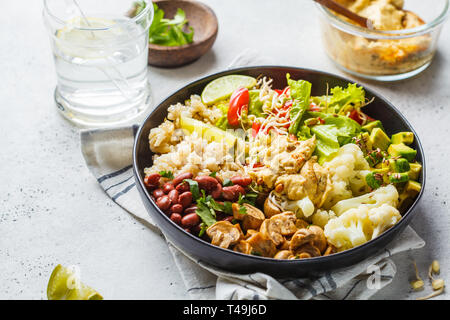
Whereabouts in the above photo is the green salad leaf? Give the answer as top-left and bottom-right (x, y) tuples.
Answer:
(184, 179), (200, 200)
(159, 170), (174, 179)
(286, 74), (312, 135)
(248, 90), (264, 118)
(148, 3), (194, 46)
(308, 111), (362, 163)
(313, 83), (365, 114)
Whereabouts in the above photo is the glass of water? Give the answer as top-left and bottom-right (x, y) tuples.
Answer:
(43, 0), (154, 127)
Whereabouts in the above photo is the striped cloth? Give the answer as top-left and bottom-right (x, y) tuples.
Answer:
(80, 126), (425, 300)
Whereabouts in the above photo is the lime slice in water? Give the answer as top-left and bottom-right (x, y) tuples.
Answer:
(201, 75), (257, 105)
(55, 17), (122, 60)
(47, 264), (103, 300)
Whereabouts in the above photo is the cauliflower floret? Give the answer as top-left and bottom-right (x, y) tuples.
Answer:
(324, 186), (402, 251)
(332, 184), (399, 216)
(312, 209), (337, 229)
(324, 207), (371, 250)
(369, 203), (402, 238)
(322, 144), (371, 208)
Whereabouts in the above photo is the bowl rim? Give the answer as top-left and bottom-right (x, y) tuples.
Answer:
(133, 65), (426, 265)
(148, 0), (218, 51)
(316, 0), (449, 39)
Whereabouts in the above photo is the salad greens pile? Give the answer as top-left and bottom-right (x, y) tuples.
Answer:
(132, 2), (194, 46)
(285, 76), (365, 163)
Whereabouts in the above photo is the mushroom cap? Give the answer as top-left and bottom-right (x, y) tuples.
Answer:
(232, 203), (265, 231)
(245, 231), (277, 257)
(260, 219), (284, 246)
(233, 240), (252, 255)
(270, 212), (297, 236)
(274, 250), (294, 260)
(308, 225), (327, 253)
(294, 243), (321, 259)
(263, 196), (282, 218)
(206, 221), (243, 249)
(289, 228), (316, 252)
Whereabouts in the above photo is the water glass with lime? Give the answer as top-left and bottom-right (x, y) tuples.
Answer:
(43, 0), (154, 127)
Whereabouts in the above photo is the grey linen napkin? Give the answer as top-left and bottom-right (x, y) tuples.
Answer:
(81, 126), (425, 300)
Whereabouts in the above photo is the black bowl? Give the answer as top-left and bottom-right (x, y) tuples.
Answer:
(133, 66), (425, 277)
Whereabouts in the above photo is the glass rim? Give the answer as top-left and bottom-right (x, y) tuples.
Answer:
(43, 0), (153, 30)
(316, 0), (449, 39)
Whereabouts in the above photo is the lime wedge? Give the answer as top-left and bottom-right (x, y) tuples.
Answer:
(47, 264), (103, 300)
(201, 75), (257, 105)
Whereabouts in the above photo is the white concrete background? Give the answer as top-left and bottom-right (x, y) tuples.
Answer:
(0, 0), (449, 300)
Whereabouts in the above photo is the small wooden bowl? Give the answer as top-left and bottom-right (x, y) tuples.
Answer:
(148, 0), (218, 68)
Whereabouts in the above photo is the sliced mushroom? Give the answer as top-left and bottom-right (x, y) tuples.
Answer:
(294, 244), (321, 259)
(206, 221), (243, 249)
(308, 225), (327, 254)
(289, 229), (316, 252)
(244, 229), (258, 239)
(260, 212), (297, 247)
(274, 250), (294, 260)
(233, 240), (252, 255)
(271, 212), (297, 236)
(263, 195), (282, 218)
(295, 218), (309, 230)
(260, 219), (283, 246)
(232, 203), (265, 231)
(245, 232), (277, 257)
(279, 239), (291, 251)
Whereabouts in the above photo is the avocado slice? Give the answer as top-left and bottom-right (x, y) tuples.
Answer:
(366, 171), (384, 189)
(391, 158), (411, 173)
(391, 132), (414, 145)
(388, 143), (417, 162)
(389, 172), (410, 184)
(408, 162), (422, 180)
(405, 180), (422, 196)
(362, 120), (385, 133)
(369, 127), (391, 151)
(398, 180), (422, 212)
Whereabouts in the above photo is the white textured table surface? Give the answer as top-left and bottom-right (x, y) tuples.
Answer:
(1, 0), (449, 300)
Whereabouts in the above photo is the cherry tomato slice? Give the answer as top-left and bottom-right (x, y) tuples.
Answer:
(251, 121), (261, 137)
(228, 87), (249, 127)
(348, 109), (364, 125)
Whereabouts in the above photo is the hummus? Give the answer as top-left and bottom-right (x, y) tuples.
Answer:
(322, 0), (433, 76)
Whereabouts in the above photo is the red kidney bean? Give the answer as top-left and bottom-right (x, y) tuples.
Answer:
(156, 195), (171, 211)
(170, 213), (182, 225)
(144, 173), (161, 186)
(222, 216), (234, 223)
(170, 204), (183, 214)
(222, 185), (246, 201)
(172, 172), (193, 186)
(145, 183), (158, 191)
(175, 181), (190, 193)
(184, 205), (198, 215)
(178, 191), (193, 208)
(192, 224), (202, 235)
(210, 183), (222, 199)
(194, 176), (218, 192)
(152, 189), (164, 199)
(184, 228), (192, 234)
(163, 182), (174, 194)
(230, 175), (252, 187)
(168, 189), (179, 204)
(181, 213), (200, 228)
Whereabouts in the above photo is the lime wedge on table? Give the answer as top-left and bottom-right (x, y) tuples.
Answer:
(201, 75), (257, 105)
(47, 264), (103, 300)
